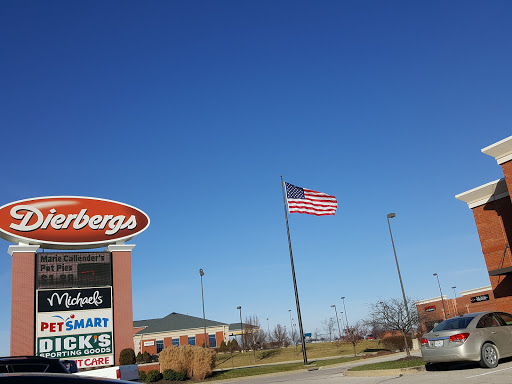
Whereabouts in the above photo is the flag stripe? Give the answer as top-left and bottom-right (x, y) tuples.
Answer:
(285, 182), (337, 216)
(287, 200), (337, 209)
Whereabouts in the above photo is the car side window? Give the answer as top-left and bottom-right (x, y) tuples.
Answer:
(497, 312), (512, 325)
(477, 314), (501, 328)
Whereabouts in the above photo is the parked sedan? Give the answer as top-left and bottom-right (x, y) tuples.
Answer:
(421, 311), (512, 369)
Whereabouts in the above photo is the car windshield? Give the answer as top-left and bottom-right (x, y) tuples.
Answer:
(432, 316), (475, 331)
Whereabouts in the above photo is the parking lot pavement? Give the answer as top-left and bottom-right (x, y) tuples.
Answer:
(217, 356), (512, 384)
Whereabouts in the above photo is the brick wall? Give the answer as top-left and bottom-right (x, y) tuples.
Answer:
(216, 331), (224, 346)
(138, 363), (160, 373)
(416, 289), (501, 332)
(196, 333), (206, 347)
(456, 290), (497, 313)
(10, 251), (36, 356)
(164, 336), (173, 348)
(112, 250), (135, 365)
(179, 335), (188, 346)
(141, 339), (157, 355)
(471, 193), (512, 311)
(501, 161), (512, 197)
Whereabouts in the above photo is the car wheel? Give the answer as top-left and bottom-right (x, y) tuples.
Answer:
(479, 342), (499, 368)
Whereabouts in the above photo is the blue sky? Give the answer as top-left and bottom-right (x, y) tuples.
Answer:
(1, 0), (511, 355)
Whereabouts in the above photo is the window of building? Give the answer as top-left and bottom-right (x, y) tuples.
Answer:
(188, 336), (196, 346)
(156, 340), (164, 353)
(208, 334), (217, 348)
(172, 338), (180, 346)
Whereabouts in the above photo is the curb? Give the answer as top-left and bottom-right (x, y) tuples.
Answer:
(344, 365), (426, 377)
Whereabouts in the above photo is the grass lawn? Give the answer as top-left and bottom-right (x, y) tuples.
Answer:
(214, 340), (383, 369)
(208, 356), (363, 381)
(348, 357), (426, 371)
(208, 362), (306, 380)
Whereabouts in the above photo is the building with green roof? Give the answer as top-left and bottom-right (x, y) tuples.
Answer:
(133, 312), (249, 354)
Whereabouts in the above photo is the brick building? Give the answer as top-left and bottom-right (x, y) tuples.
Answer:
(416, 136), (512, 332)
(133, 312), (248, 355)
(416, 286), (496, 332)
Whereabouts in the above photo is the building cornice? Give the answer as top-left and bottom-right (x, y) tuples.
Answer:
(415, 296), (448, 306)
(134, 325), (228, 338)
(482, 136), (512, 165)
(459, 286), (492, 296)
(455, 179), (509, 209)
(107, 244), (135, 252)
(8, 244), (40, 256)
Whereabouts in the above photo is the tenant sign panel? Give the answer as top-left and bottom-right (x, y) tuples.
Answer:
(35, 252), (114, 368)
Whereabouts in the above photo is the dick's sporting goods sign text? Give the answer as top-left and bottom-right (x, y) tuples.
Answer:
(38, 331), (112, 359)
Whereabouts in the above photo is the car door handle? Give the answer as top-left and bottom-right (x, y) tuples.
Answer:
(491, 331), (497, 334)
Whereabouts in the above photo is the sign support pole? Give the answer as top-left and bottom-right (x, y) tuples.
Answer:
(280, 175), (308, 365)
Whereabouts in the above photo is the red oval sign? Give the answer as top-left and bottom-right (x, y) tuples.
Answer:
(0, 196), (150, 249)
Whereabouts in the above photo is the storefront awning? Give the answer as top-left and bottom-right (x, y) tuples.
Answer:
(489, 266), (512, 276)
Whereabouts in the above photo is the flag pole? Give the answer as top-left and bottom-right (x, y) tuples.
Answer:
(281, 175), (308, 365)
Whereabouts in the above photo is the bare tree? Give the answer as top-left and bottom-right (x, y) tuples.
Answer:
(243, 315), (264, 357)
(290, 325), (298, 345)
(339, 321), (368, 356)
(272, 324), (288, 347)
(366, 297), (420, 357)
(321, 318), (336, 341)
(313, 328), (322, 342)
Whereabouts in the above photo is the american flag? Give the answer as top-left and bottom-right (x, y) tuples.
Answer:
(285, 182), (337, 216)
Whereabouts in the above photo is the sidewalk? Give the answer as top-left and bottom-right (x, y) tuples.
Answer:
(213, 349), (422, 372)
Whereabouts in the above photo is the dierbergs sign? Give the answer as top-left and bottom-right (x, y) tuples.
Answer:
(0, 196), (149, 249)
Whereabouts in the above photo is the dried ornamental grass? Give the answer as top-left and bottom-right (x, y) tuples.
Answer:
(159, 345), (216, 380)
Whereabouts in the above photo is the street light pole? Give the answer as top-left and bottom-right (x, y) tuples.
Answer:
(452, 286), (458, 315)
(434, 273), (447, 319)
(237, 306), (243, 350)
(339, 311), (345, 334)
(341, 297), (349, 333)
(386, 213), (412, 328)
(330, 305), (342, 339)
(288, 309), (294, 342)
(267, 318), (270, 340)
(199, 269), (207, 348)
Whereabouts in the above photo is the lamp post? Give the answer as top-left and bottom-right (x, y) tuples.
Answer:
(452, 286), (457, 315)
(341, 297), (349, 333)
(433, 273), (447, 319)
(288, 310), (293, 339)
(386, 213), (412, 329)
(266, 317), (270, 340)
(339, 311), (345, 335)
(199, 269), (207, 348)
(237, 306), (243, 350)
(330, 305), (342, 339)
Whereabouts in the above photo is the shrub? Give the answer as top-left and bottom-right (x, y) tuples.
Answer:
(159, 345), (216, 380)
(381, 335), (412, 352)
(219, 340), (228, 352)
(136, 352), (143, 363)
(163, 369), (187, 381)
(143, 351), (151, 363)
(230, 339), (240, 352)
(145, 369), (162, 382)
(139, 371), (147, 382)
(119, 348), (136, 365)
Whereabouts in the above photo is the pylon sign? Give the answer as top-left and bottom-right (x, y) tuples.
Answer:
(3, 196), (149, 368)
(0, 196), (150, 249)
